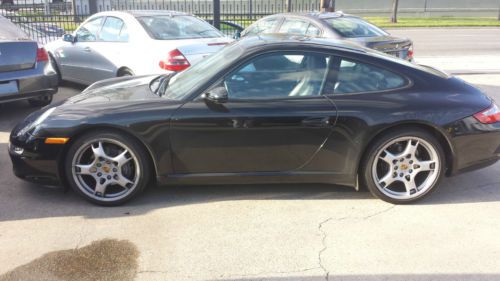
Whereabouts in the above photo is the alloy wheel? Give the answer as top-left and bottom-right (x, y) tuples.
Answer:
(371, 136), (441, 200)
(71, 138), (140, 202)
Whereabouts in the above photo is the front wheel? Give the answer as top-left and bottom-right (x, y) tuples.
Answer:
(65, 131), (150, 206)
(361, 128), (445, 204)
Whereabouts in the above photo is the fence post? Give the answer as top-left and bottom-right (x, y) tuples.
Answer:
(320, 0), (334, 12)
(89, 0), (98, 14)
(213, 0), (221, 30)
(286, 0), (292, 12)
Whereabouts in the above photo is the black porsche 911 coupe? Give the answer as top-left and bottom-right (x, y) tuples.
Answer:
(9, 34), (500, 206)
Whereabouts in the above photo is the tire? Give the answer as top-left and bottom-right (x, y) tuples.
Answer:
(28, 94), (53, 107)
(361, 128), (445, 204)
(65, 130), (150, 206)
(117, 68), (133, 77)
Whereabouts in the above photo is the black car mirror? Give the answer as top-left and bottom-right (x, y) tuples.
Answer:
(233, 30), (241, 40)
(63, 34), (75, 43)
(203, 87), (228, 103)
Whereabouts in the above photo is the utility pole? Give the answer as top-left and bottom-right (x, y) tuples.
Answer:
(391, 0), (399, 23)
(89, 0), (98, 14)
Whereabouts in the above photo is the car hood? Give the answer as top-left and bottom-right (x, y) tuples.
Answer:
(348, 35), (412, 51)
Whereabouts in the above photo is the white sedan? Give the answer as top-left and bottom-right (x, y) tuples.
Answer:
(46, 10), (232, 85)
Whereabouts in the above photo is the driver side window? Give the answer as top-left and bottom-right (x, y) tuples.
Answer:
(76, 17), (104, 42)
(223, 52), (330, 100)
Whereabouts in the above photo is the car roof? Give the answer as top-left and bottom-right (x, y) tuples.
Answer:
(89, 10), (192, 18)
(0, 15), (31, 41)
(238, 33), (368, 54)
(267, 11), (357, 20)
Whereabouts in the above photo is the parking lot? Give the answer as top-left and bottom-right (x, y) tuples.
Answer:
(1, 28), (500, 281)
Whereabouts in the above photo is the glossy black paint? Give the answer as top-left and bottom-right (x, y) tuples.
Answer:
(9, 35), (500, 189)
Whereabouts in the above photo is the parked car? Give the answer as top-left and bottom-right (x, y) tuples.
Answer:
(240, 12), (414, 61)
(45, 10), (233, 85)
(10, 34), (499, 206)
(2, 11), (65, 37)
(0, 15), (58, 107)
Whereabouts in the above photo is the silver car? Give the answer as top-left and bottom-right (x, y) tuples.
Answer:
(46, 10), (233, 85)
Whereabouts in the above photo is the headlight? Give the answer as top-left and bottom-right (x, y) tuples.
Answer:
(17, 107), (56, 136)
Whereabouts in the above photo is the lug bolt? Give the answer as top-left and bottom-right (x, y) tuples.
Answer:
(414, 164), (420, 169)
(409, 169), (413, 173)
(393, 172), (397, 178)
(97, 172), (102, 177)
(394, 166), (398, 170)
(107, 175), (111, 180)
(96, 163), (102, 167)
(406, 154), (411, 158)
(400, 158), (404, 162)
(393, 160), (398, 164)
(113, 168), (118, 172)
(399, 173), (404, 177)
(409, 160), (413, 164)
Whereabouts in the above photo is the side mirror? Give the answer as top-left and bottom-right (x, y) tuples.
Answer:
(233, 30), (241, 40)
(202, 86), (228, 104)
(63, 33), (75, 43)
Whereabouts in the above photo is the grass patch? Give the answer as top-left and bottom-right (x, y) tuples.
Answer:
(365, 17), (500, 28)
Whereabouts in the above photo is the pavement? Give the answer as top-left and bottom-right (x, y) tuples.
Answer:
(1, 28), (500, 281)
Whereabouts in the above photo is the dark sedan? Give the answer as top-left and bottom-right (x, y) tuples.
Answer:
(9, 35), (500, 206)
(0, 16), (58, 106)
(240, 12), (413, 61)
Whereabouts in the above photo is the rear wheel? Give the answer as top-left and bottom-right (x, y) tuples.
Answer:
(361, 128), (445, 204)
(28, 94), (53, 107)
(65, 131), (150, 206)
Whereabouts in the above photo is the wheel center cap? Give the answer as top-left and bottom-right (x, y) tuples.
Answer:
(400, 164), (409, 170)
(102, 166), (110, 173)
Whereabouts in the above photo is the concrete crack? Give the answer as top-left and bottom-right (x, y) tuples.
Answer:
(316, 205), (396, 281)
(222, 266), (320, 280)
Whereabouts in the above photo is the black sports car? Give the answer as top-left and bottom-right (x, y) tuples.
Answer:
(9, 35), (500, 206)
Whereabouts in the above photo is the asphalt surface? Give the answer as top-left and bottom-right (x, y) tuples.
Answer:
(1, 29), (500, 281)
(387, 28), (500, 57)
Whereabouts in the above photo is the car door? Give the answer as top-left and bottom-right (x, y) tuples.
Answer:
(57, 16), (104, 83)
(91, 16), (130, 80)
(169, 51), (337, 174)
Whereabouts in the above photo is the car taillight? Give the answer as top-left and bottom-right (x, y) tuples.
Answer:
(407, 45), (414, 59)
(36, 47), (49, 62)
(473, 103), (500, 124)
(159, 49), (190, 72)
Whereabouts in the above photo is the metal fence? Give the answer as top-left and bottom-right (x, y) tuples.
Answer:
(0, 0), (321, 44)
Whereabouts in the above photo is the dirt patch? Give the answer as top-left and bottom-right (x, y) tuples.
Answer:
(0, 239), (139, 281)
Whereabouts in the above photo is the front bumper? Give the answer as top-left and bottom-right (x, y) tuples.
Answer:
(9, 134), (65, 186)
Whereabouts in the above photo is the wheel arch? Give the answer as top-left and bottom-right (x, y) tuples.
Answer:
(57, 125), (159, 188)
(116, 67), (134, 77)
(356, 122), (456, 186)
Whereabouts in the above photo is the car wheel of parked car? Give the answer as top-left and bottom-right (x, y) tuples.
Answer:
(118, 68), (134, 77)
(65, 131), (150, 206)
(28, 94), (53, 107)
(362, 128), (445, 204)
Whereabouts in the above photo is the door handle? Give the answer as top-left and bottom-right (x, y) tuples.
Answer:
(83, 47), (91, 52)
(302, 117), (331, 127)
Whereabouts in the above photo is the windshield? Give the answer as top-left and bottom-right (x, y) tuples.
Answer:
(325, 17), (388, 38)
(137, 15), (224, 40)
(162, 43), (244, 100)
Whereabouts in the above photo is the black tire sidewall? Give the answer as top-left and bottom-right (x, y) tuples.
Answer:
(362, 128), (445, 204)
(64, 131), (150, 206)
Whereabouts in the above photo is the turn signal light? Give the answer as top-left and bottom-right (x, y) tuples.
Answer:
(36, 47), (49, 62)
(159, 49), (190, 72)
(473, 103), (500, 124)
(45, 137), (69, 144)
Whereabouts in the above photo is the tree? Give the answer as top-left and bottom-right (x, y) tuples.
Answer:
(391, 0), (399, 23)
